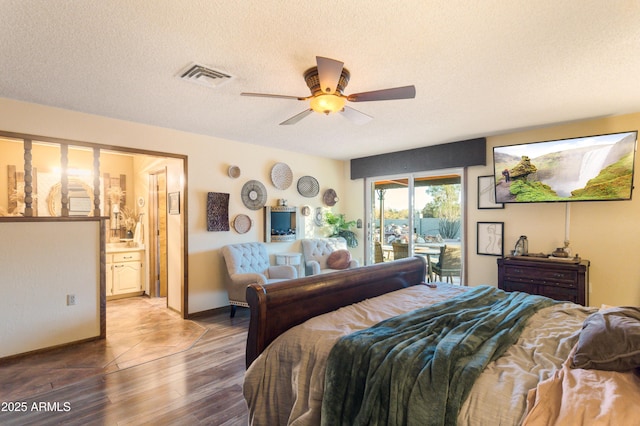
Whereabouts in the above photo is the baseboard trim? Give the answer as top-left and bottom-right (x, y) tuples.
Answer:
(188, 305), (235, 319)
(0, 335), (103, 363)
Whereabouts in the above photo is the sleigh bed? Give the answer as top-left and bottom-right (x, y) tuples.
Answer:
(244, 257), (640, 425)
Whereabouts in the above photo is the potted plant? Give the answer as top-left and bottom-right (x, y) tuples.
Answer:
(324, 211), (358, 248)
(120, 206), (140, 239)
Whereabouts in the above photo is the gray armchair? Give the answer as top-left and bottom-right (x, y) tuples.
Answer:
(301, 237), (359, 275)
(221, 242), (297, 317)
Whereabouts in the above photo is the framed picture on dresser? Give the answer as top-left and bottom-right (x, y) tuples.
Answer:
(477, 221), (503, 256)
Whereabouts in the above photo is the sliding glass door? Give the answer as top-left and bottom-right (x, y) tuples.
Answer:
(365, 169), (465, 284)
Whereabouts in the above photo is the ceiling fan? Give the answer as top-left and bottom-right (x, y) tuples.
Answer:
(241, 56), (416, 125)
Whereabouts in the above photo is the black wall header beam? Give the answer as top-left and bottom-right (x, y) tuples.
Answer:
(350, 137), (486, 180)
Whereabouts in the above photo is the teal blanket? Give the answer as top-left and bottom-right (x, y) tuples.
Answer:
(320, 286), (555, 426)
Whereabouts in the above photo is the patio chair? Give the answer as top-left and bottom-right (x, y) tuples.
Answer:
(431, 245), (461, 283)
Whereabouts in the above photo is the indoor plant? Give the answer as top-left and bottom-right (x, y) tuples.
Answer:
(324, 211), (358, 248)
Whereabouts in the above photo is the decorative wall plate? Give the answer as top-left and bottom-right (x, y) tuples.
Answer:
(228, 165), (241, 179)
(232, 214), (252, 234)
(314, 207), (324, 226)
(241, 180), (267, 210)
(271, 162), (293, 190)
(300, 205), (311, 216)
(323, 188), (338, 206)
(297, 176), (319, 197)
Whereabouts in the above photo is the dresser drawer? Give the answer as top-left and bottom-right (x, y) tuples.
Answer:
(501, 280), (535, 294)
(538, 283), (579, 303)
(503, 265), (577, 285)
(112, 251), (142, 262)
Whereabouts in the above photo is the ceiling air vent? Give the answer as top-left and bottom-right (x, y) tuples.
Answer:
(179, 63), (233, 88)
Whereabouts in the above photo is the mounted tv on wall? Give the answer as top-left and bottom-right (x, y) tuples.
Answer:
(493, 131), (637, 203)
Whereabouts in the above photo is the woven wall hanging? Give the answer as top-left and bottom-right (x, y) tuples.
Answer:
(207, 192), (230, 232)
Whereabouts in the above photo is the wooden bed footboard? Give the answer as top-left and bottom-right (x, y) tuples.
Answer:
(245, 256), (427, 367)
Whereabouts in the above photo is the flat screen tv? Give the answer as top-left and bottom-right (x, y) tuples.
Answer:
(493, 131), (637, 203)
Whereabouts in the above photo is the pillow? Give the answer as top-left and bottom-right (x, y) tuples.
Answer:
(326, 249), (352, 270)
(572, 306), (640, 371)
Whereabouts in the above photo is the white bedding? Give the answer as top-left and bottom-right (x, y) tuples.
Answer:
(523, 343), (640, 425)
(243, 284), (594, 425)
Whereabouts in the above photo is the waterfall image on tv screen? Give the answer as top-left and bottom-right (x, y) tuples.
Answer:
(493, 131), (637, 203)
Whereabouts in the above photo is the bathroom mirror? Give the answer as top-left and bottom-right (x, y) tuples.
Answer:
(47, 178), (95, 216)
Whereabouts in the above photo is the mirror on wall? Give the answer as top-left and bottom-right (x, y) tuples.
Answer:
(47, 178), (95, 216)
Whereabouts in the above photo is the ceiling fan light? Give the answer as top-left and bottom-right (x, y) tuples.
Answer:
(309, 94), (346, 115)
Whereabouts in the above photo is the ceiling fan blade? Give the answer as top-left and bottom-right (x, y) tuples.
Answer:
(347, 85), (416, 102)
(340, 106), (373, 125)
(279, 109), (313, 125)
(316, 56), (344, 94)
(241, 92), (307, 100)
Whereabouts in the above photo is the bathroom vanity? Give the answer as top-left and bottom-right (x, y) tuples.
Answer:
(106, 244), (145, 299)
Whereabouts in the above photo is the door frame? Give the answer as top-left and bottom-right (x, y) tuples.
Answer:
(364, 168), (466, 284)
(148, 168), (168, 300)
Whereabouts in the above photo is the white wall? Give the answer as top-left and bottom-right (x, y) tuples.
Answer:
(0, 220), (101, 357)
(186, 139), (348, 313)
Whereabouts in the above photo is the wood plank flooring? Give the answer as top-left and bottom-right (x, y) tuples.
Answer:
(0, 298), (250, 425)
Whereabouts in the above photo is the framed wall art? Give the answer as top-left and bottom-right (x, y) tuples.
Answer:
(168, 192), (180, 215)
(477, 175), (504, 209)
(477, 221), (503, 256)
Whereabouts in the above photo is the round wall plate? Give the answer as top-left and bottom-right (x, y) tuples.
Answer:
(271, 162), (293, 190)
(323, 188), (338, 206)
(297, 176), (319, 197)
(241, 180), (267, 210)
(228, 165), (241, 178)
(232, 214), (252, 234)
(300, 205), (311, 216)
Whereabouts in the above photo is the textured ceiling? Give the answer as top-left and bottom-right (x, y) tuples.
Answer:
(2, 1), (640, 160)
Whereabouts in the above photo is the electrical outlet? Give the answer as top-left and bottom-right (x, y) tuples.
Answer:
(67, 294), (76, 306)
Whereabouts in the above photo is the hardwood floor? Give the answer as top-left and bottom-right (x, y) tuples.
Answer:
(0, 297), (250, 425)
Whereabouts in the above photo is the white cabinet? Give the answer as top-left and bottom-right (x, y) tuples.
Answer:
(106, 250), (144, 298)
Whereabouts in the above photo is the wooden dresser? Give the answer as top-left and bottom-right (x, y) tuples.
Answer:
(497, 257), (589, 306)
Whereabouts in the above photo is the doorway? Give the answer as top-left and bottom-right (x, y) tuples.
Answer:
(365, 169), (465, 284)
(100, 149), (186, 317)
